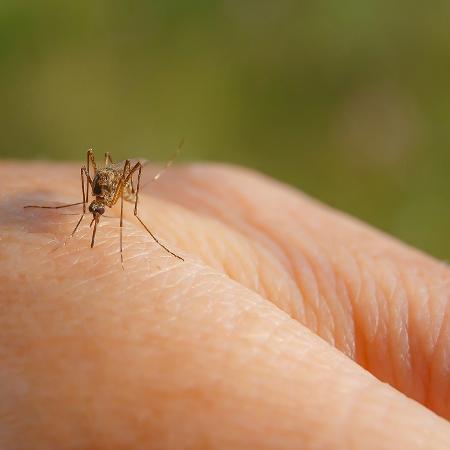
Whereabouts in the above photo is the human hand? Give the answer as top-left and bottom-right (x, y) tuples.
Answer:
(1, 161), (449, 449)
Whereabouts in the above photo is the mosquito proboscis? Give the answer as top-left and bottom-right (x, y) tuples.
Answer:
(24, 148), (184, 267)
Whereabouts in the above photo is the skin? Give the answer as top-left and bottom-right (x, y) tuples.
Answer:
(0, 160), (449, 450)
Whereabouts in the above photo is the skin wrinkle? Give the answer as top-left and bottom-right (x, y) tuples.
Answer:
(255, 210), (347, 348)
(265, 259), (305, 321)
(276, 202), (392, 370)
(426, 274), (441, 349)
(218, 233), (251, 290)
(360, 258), (387, 373)
(433, 288), (450, 386)
(398, 272), (415, 398)
(144, 192), (258, 298)
(334, 247), (366, 364)
(428, 275), (450, 367)
(430, 300), (450, 416)
(380, 261), (417, 402)
(289, 215), (348, 316)
(155, 166), (344, 346)
(310, 207), (428, 384)
(289, 238), (337, 346)
(334, 273), (356, 359)
(243, 247), (266, 298)
(405, 269), (432, 351)
(354, 254), (385, 348)
(141, 191), (308, 324)
(248, 239), (304, 319)
(287, 252), (321, 336)
(149, 167), (317, 322)
(364, 262), (398, 392)
(333, 248), (359, 346)
(382, 263), (407, 395)
(403, 269), (432, 407)
(417, 275), (434, 413)
(243, 248), (265, 298)
(164, 170), (299, 276)
(308, 238), (356, 353)
(444, 330), (450, 415)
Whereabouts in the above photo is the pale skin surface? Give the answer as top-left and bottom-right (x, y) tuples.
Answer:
(0, 160), (449, 450)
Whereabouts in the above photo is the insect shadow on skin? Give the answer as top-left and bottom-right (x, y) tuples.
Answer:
(24, 148), (184, 269)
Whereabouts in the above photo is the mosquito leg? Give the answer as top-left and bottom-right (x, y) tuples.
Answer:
(82, 166), (94, 205)
(87, 148), (97, 180)
(122, 162), (136, 197)
(25, 168), (87, 211)
(130, 174), (136, 195)
(68, 213), (85, 242)
(131, 163), (184, 261)
(132, 163), (142, 214)
(120, 186), (125, 269)
(105, 152), (114, 166)
(80, 166), (86, 213)
(25, 168), (88, 247)
(122, 159), (131, 179)
(64, 167), (88, 245)
(124, 160), (140, 185)
(24, 201), (85, 209)
(134, 214), (184, 260)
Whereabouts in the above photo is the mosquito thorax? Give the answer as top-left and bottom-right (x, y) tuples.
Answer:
(92, 172), (107, 196)
(92, 168), (121, 201)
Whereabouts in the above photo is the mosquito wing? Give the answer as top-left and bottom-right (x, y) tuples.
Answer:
(109, 158), (149, 173)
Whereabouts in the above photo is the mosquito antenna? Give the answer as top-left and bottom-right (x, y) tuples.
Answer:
(142, 138), (184, 188)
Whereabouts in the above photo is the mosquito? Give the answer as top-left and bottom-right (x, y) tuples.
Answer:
(24, 147), (184, 266)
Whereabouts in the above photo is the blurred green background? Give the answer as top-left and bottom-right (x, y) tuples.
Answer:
(1, 1), (449, 259)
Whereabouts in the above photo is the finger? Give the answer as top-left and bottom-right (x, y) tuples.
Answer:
(4, 160), (450, 419)
(144, 163), (450, 419)
(0, 183), (449, 449)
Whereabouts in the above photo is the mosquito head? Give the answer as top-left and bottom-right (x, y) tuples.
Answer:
(89, 200), (105, 221)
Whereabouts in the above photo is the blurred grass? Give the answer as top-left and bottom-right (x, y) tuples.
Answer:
(0, 0), (449, 259)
